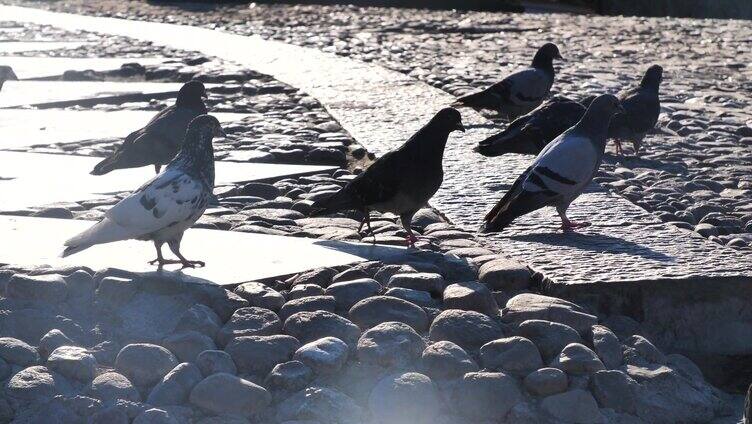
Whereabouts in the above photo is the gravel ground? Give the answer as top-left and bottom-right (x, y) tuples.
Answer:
(12, 0), (752, 251)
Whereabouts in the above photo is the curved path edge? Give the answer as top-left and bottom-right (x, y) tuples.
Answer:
(2, 5), (751, 288)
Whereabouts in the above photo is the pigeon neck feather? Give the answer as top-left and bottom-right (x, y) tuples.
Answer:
(639, 74), (661, 92)
(406, 122), (451, 162)
(168, 127), (215, 187)
(531, 52), (555, 75)
(571, 106), (612, 149)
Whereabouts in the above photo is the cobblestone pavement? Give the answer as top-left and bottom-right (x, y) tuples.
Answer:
(14, 0), (751, 253)
(0, 5), (747, 424)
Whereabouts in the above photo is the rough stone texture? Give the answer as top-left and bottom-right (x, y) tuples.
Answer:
(196, 350), (237, 377)
(233, 282), (285, 311)
(279, 296), (336, 321)
(523, 367), (568, 397)
(387, 273), (446, 295)
(39, 329), (74, 359)
(0, 337), (40, 366)
(348, 296), (429, 332)
(357, 321), (425, 368)
(479, 336), (543, 376)
(5, 365), (72, 403)
(133, 408), (179, 424)
(115, 343), (179, 388)
(551, 343), (606, 375)
(264, 360), (313, 393)
(516, 319), (583, 361)
(85, 372), (140, 403)
(225, 335), (300, 376)
(450, 372), (523, 421)
(217, 307), (283, 347)
(5, 273), (68, 303)
(429, 309), (503, 352)
(591, 325), (623, 369)
(368, 372), (441, 424)
(275, 386), (363, 424)
(147, 362), (203, 407)
(293, 336), (349, 375)
(590, 370), (639, 414)
(624, 335), (666, 365)
(46, 345), (97, 381)
(478, 258), (532, 291)
(162, 331), (216, 363)
(505, 294), (598, 334)
(420, 340), (479, 380)
(540, 389), (604, 423)
(442, 281), (499, 316)
(325, 278), (382, 311)
(283, 311), (361, 348)
(189, 373), (271, 418)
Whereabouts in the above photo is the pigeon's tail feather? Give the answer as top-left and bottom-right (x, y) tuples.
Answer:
(475, 125), (538, 157)
(480, 207), (518, 233)
(310, 190), (356, 217)
(90, 155), (119, 176)
(62, 217), (135, 257)
(454, 92), (490, 109)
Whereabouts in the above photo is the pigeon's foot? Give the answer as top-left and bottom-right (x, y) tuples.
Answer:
(148, 258), (183, 266)
(560, 221), (591, 231)
(405, 234), (419, 248)
(614, 140), (624, 156)
(179, 260), (205, 269)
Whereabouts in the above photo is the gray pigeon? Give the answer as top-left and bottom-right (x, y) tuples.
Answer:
(63, 115), (225, 268)
(91, 80), (208, 175)
(310, 108), (465, 247)
(481, 95), (624, 233)
(454, 43), (563, 120)
(0, 65), (18, 91)
(475, 96), (586, 157)
(608, 65), (663, 155)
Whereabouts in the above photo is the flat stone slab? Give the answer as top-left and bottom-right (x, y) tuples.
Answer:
(0, 151), (334, 210)
(3, 5), (751, 287)
(0, 109), (249, 148)
(0, 56), (167, 79)
(0, 41), (89, 54)
(0, 215), (409, 285)
(0, 80), (185, 107)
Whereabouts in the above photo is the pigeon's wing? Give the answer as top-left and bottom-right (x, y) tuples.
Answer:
(106, 169), (207, 237)
(506, 68), (552, 105)
(454, 80), (511, 110)
(619, 88), (660, 134)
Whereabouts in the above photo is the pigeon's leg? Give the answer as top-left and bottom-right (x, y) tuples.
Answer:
(357, 211), (376, 244)
(557, 207), (590, 231)
(154, 164), (162, 174)
(167, 238), (205, 269)
(148, 241), (181, 267)
(613, 139), (624, 156)
(400, 212), (418, 248)
(632, 135), (644, 156)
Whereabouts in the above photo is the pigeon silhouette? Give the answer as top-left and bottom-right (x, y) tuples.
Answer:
(454, 43), (563, 120)
(609, 65), (663, 155)
(310, 108), (465, 247)
(91, 80), (208, 175)
(475, 96), (586, 157)
(63, 115), (225, 268)
(481, 95), (624, 233)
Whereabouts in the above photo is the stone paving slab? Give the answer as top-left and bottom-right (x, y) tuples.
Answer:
(0, 56), (167, 79)
(0, 109), (249, 148)
(0, 80), (185, 107)
(2, 5), (751, 287)
(0, 151), (334, 210)
(0, 215), (410, 285)
(0, 41), (89, 54)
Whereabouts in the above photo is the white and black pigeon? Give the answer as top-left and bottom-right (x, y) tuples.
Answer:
(481, 94), (624, 233)
(608, 65), (663, 155)
(475, 96), (586, 157)
(63, 115), (225, 268)
(454, 43), (563, 120)
(310, 108), (465, 247)
(91, 80), (209, 175)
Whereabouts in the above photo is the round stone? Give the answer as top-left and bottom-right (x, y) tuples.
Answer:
(86, 372), (140, 403)
(368, 372), (441, 424)
(283, 311), (361, 348)
(264, 360), (314, 392)
(325, 278), (382, 311)
(420, 340), (479, 380)
(357, 321), (426, 367)
(196, 350), (237, 376)
(47, 345), (97, 381)
(217, 307), (282, 346)
(428, 309), (503, 352)
(189, 373), (271, 418)
(450, 372), (523, 420)
(442, 281), (499, 316)
(233, 282), (285, 312)
(279, 296), (336, 321)
(225, 335), (300, 376)
(293, 336), (349, 375)
(0, 337), (40, 366)
(523, 367), (568, 396)
(162, 331), (216, 363)
(348, 296), (429, 332)
(480, 336), (543, 376)
(147, 362), (203, 407)
(115, 344), (179, 387)
(551, 343), (606, 375)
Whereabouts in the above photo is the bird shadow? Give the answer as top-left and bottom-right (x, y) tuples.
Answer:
(312, 239), (416, 262)
(506, 230), (675, 262)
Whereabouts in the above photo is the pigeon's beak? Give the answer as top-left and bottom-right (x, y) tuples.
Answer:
(456, 122), (466, 132)
(214, 126), (227, 138)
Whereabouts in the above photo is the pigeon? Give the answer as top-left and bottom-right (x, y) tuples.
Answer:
(63, 115), (225, 268)
(0, 66), (18, 90)
(453, 43), (563, 120)
(310, 108), (465, 247)
(481, 94), (624, 233)
(608, 65), (663, 155)
(475, 96), (586, 157)
(90, 80), (208, 175)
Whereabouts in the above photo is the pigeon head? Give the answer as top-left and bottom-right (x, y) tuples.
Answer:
(532, 43), (563, 69)
(169, 114), (222, 185)
(431, 107), (466, 134)
(640, 65), (663, 91)
(176, 80), (208, 109)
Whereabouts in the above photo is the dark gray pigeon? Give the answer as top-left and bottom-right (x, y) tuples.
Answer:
(454, 43), (563, 120)
(63, 115), (225, 268)
(310, 108), (465, 247)
(608, 65), (663, 155)
(475, 96), (586, 157)
(91, 80), (209, 175)
(481, 95), (624, 233)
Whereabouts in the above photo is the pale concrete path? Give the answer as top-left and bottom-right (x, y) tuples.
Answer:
(3, 5), (750, 288)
